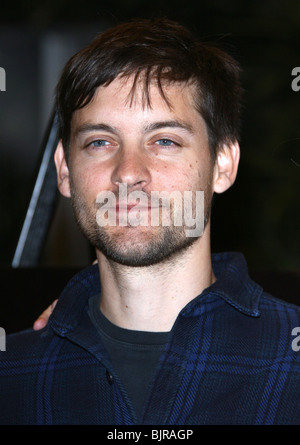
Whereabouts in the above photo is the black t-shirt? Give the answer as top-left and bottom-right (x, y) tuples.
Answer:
(88, 294), (170, 415)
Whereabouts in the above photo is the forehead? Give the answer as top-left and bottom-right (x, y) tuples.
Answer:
(71, 75), (204, 133)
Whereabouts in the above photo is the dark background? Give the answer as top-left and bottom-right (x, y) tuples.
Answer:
(0, 0), (299, 332)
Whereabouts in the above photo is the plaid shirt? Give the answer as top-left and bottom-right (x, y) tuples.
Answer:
(1, 252), (300, 425)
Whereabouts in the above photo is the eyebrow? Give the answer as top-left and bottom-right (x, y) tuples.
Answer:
(73, 119), (195, 138)
(74, 123), (118, 138)
(143, 120), (195, 135)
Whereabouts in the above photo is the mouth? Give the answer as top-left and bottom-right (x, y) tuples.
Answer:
(116, 204), (156, 212)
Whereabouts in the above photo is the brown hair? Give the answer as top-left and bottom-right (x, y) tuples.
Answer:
(56, 18), (242, 160)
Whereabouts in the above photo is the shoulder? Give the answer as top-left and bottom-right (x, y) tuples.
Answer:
(253, 291), (300, 360)
(259, 290), (300, 322)
(0, 327), (61, 367)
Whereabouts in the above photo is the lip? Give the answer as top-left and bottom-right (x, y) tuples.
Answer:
(116, 205), (157, 211)
(101, 204), (162, 212)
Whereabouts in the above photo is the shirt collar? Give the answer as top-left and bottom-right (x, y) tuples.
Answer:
(201, 252), (262, 317)
(49, 263), (100, 336)
(49, 252), (262, 336)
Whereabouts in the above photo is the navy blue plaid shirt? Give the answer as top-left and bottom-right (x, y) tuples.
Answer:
(1, 252), (300, 425)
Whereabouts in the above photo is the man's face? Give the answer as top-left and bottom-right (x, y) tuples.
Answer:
(59, 76), (218, 267)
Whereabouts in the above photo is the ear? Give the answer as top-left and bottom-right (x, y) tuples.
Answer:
(54, 140), (71, 198)
(213, 140), (240, 194)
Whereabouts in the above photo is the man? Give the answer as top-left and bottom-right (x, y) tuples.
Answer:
(1, 18), (300, 425)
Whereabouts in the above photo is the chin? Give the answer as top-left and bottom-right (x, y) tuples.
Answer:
(93, 225), (199, 268)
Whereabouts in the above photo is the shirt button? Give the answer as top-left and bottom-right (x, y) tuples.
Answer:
(106, 370), (114, 385)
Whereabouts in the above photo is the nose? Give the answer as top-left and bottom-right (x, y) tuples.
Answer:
(111, 148), (151, 190)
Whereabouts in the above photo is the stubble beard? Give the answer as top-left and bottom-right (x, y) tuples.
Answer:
(69, 182), (212, 268)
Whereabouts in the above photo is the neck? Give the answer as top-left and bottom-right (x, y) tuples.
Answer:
(96, 228), (215, 332)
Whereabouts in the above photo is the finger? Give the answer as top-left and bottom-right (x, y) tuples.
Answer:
(33, 299), (58, 331)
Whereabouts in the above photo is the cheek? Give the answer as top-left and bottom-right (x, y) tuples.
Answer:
(152, 167), (199, 194)
(190, 154), (215, 188)
(70, 161), (110, 200)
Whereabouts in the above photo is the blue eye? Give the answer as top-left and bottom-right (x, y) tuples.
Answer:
(91, 139), (110, 147)
(156, 139), (175, 146)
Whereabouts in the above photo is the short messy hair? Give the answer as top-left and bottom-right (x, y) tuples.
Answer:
(55, 18), (242, 161)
